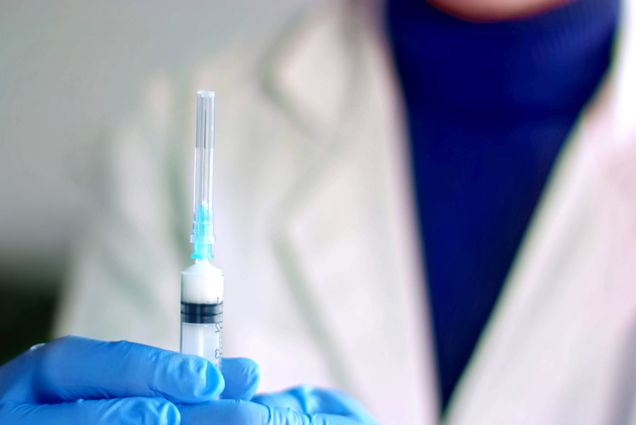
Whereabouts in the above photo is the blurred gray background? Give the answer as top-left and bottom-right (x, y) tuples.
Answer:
(0, 0), (305, 363)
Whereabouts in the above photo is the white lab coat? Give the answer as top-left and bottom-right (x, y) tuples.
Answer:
(55, 0), (636, 424)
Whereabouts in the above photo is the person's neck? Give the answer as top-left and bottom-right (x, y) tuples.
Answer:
(387, 0), (619, 125)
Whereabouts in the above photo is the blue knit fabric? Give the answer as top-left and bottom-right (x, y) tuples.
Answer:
(385, 0), (618, 410)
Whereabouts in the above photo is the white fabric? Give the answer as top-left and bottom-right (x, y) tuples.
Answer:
(55, 1), (636, 424)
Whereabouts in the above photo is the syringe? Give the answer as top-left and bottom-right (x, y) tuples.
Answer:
(180, 91), (224, 365)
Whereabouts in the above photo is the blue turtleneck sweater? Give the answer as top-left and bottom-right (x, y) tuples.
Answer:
(386, 0), (619, 410)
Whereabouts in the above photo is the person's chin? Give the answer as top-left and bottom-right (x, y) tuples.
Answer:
(427, 0), (571, 22)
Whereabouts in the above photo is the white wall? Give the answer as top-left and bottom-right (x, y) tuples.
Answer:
(0, 0), (306, 286)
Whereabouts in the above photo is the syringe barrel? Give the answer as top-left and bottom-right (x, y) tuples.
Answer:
(180, 261), (224, 365)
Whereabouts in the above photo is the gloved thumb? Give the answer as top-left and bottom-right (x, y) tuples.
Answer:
(220, 358), (260, 400)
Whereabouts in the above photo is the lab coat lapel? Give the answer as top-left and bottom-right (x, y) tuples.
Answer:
(262, 1), (437, 424)
(446, 3), (636, 423)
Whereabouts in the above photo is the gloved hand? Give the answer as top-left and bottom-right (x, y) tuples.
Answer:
(0, 335), (375, 425)
(0, 336), (259, 425)
(179, 385), (377, 424)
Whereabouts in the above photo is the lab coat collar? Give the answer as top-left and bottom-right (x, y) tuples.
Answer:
(262, 0), (374, 137)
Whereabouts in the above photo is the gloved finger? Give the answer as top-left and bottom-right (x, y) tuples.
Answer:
(252, 386), (376, 423)
(179, 400), (363, 425)
(251, 391), (304, 411)
(0, 336), (223, 404)
(0, 397), (179, 425)
(220, 358), (260, 400)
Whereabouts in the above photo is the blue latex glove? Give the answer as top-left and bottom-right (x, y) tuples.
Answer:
(179, 386), (377, 424)
(0, 336), (259, 424)
(0, 336), (374, 424)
